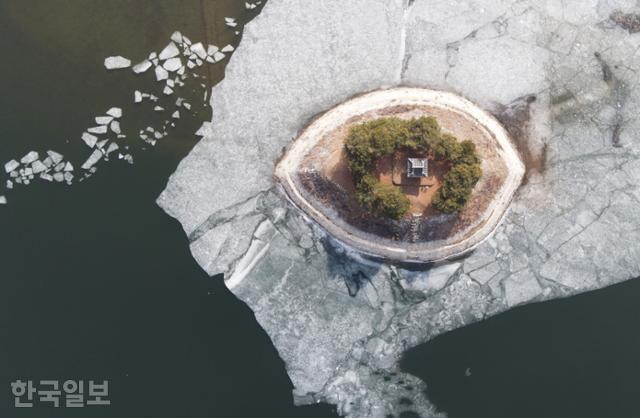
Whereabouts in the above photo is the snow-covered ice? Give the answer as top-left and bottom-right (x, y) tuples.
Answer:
(155, 66), (169, 81)
(163, 57), (182, 72)
(133, 60), (152, 74)
(20, 151), (39, 165)
(159, 42), (180, 60)
(82, 132), (98, 148)
(190, 43), (208, 60)
(96, 116), (113, 125)
(110, 120), (121, 135)
(4, 160), (19, 173)
(106, 107), (122, 118)
(104, 56), (131, 70)
(47, 150), (64, 165)
(81, 150), (103, 170)
(31, 160), (47, 174)
(87, 126), (108, 135)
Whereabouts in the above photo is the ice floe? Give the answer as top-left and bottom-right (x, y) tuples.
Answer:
(87, 125), (108, 135)
(155, 66), (169, 81)
(4, 160), (19, 173)
(96, 116), (113, 125)
(104, 56), (131, 70)
(106, 107), (123, 118)
(163, 57), (182, 72)
(82, 132), (98, 148)
(159, 42), (180, 60)
(20, 152), (39, 165)
(133, 60), (152, 74)
(81, 150), (103, 170)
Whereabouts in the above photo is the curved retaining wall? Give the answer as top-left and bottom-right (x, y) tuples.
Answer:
(274, 87), (525, 263)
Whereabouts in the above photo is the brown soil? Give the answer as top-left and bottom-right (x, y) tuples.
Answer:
(299, 104), (508, 243)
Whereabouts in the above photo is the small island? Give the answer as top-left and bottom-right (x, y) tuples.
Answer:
(275, 88), (524, 263)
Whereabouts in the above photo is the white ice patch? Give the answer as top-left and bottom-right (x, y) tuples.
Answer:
(104, 56), (131, 70)
(159, 42), (180, 60)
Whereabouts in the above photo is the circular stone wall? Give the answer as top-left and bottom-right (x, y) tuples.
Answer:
(275, 87), (524, 263)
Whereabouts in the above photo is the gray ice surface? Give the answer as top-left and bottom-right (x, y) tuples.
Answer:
(156, 2), (640, 416)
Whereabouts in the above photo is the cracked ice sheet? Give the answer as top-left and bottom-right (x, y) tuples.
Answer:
(157, 0), (405, 236)
(158, 0), (640, 416)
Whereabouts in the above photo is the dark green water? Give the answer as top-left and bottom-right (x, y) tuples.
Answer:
(0, 1), (337, 417)
(401, 278), (640, 418)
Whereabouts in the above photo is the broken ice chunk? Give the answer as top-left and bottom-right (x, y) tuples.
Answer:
(221, 44), (234, 53)
(96, 139), (108, 150)
(154, 106), (164, 112)
(81, 150), (103, 170)
(183, 102), (192, 110)
(31, 160), (47, 174)
(159, 42), (180, 60)
(40, 173), (53, 182)
(64, 162), (74, 172)
(82, 132), (98, 148)
(53, 172), (64, 182)
(172, 110), (180, 119)
(0, 196), (6, 205)
(225, 17), (237, 27)
(47, 150), (64, 164)
(88, 125), (108, 135)
(110, 120), (122, 134)
(96, 116), (113, 125)
(170, 31), (183, 44)
(213, 51), (226, 62)
(163, 86), (174, 95)
(189, 42), (208, 60)
(133, 60), (152, 74)
(163, 57), (182, 72)
(106, 142), (119, 155)
(4, 160), (19, 173)
(134, 90), (143, 103)
(6, 180), (13, 189)
(21, 151), (39, 165)
(207, 45), (219, 55)
(64, 172), (74, 183)
(106, 107), (123, 118)
(155, 66), (169, 81)
(104, 56), (131, 70)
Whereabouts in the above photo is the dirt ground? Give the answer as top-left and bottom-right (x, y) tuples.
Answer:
(300, 104), (509, 241)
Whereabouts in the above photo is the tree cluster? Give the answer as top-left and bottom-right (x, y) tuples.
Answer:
(344, 116), (482, 218)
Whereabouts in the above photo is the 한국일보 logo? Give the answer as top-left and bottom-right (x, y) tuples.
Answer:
(10, 379), (110, 408)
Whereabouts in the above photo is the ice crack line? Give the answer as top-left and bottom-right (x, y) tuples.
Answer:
(396, 0), (416, 83)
